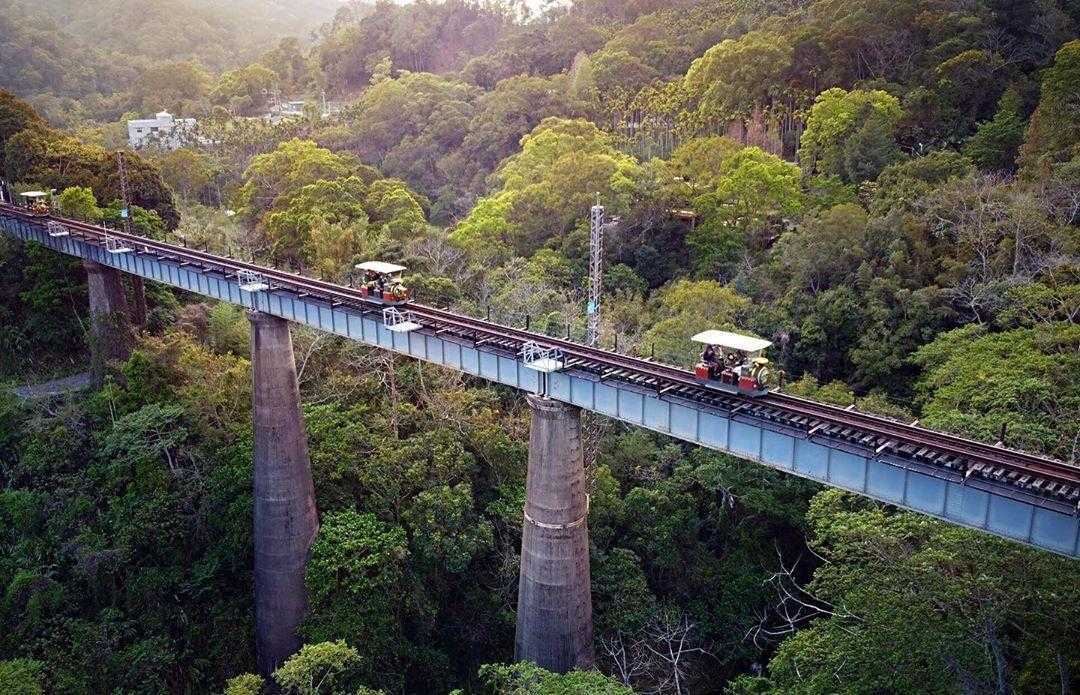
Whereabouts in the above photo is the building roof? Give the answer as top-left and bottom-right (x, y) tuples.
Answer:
(355, 261), (407, 275)
(691, 330), (772, 352)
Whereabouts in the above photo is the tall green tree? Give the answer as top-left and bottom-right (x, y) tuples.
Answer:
(798, 88), (903, 183)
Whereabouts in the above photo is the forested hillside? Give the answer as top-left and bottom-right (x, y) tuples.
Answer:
(0, 0), (347, 124)
(0, 0), (1079, 693)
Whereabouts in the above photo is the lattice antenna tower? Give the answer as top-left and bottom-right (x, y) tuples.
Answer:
(587, 197), (605, 346)
(117, 151), (132, 236)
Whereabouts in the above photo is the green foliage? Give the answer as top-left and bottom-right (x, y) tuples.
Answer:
(402, 483), (493, 573)
(799, 88), (903, 183)
(238, 139), (365, 219)
(302, 511), (409, 682)
(207, 302), (250, 356)
(0, 91), (44, 157)
(239, 139), (426, 272)
(1021, 39), (1080, 175)
(641, 279), (749, 364)
(4, 3), (1080, 693)
(871, 150), (973, 215)
(964, 87), (1025, 171)
(742, 489), (1080, 694)
(913, 323), (1080, 460)
(477, 662), (633, 695)
(0, 659), (43, 695)
(775, 203), (868, 295)
(685, 30), (793, 122)
(224, 673), (265, 695)
(55, 186), (102, 222)
(273, 641), (361, 695)
(317, 1), (512, 92)
(153, 148), (215, 201)
(453, 118), (640, 256)
(336, 72), (479, 215)
(3, 109), (179, 228)
(211, 63), (278, 116)
(685, 144), (803, 277)
(0, 331), (255, 691)
(0, 239), (87, 374)
(591, 49), (660, 96)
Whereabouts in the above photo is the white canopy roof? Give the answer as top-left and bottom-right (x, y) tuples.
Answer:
(355, 261), (407, 275)
(691, 330), (772, 353)
(20, 191), (49, 198)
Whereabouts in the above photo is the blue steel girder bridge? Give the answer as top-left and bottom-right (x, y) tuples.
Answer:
(3, 204), (1080, 560)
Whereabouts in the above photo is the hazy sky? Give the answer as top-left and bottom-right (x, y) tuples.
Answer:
(384, 0), (567, 10)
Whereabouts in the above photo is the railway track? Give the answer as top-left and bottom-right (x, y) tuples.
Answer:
(6, 205), (1079, 508)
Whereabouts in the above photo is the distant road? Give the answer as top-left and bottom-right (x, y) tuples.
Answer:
(12, 372), (93, 400)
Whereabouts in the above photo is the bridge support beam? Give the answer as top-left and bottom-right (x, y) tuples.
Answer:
(515, 396), (594, 673)
(249, 311), (319, 678)
(83, 260), (132, 381)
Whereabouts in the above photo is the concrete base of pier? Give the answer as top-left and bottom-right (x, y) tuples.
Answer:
(249, 311), (319, 677)
(515, 395), (595, 673)
(84, 260), (132, 380)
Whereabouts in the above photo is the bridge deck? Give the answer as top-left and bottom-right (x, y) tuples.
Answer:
(2, 207), (1077, 559)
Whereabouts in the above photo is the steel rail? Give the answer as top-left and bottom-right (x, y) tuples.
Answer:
(6, 204), (1079, 488)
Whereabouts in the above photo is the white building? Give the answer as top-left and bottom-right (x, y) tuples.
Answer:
(127, 111), (197, 150)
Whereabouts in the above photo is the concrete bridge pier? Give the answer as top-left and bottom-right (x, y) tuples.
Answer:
(249, 311), (319, 677)
(515, 395), (595, 673)
(83, 260), (133, 381)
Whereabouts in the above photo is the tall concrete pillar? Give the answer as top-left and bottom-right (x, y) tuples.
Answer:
(249, 311), (319, 677)
(515, 396), (594, 673)
(83, 260), (132, 381)
(129, 275), (147, 327)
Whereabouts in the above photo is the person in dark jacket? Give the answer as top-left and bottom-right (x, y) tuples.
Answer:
(701, 344), (720, 377)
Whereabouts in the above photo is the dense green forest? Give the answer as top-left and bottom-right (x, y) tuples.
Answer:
(1, 0), (1079, 693)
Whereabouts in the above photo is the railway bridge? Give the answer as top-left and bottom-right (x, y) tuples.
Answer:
(2, 204), (1078, 676)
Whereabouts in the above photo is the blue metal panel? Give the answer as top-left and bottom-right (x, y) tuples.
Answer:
(519, 365), (540, 394)
(830, 451), (867, 491)
(617, 389), (644, 423)
(945, 483), (991, 527)
(761, 429), (794, 469)
(426, 336), (444, 365)
(345, 312), (362, 341)
(700, 413), (728, 449)
(570, 377), (593, 409)
(408, 331), (427, 359)
(643, 396), (670, 432)
(1030, 508), (1078, 555)
(390, 328), (408, 352)
(867, 458), (907, 503)
(548, 371), (571, 401)
(730, 421), (761, 459)
(906, 471), (947, 515)
(479, 351), (499, 380)
(594, 384), (618, 417)
(328, 309), (346, 337)
(987, 495), (1035, 541)
(460, 347), (481, 375)
(670, 404), (698, 441)
(374, 324), (391, 349)
(498, 356), (519, 388)
(443, 341), (462, 370)
(794, 439), (830, 479)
